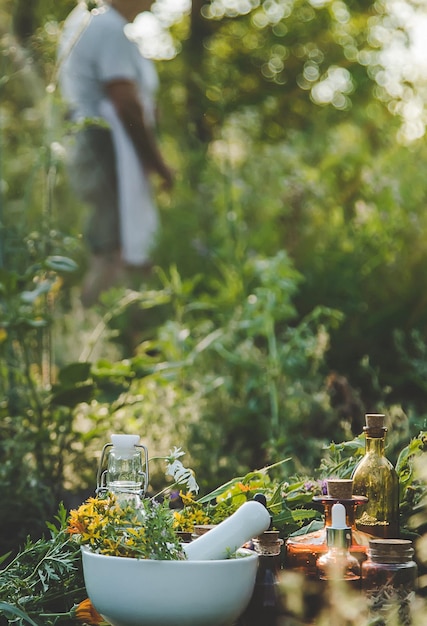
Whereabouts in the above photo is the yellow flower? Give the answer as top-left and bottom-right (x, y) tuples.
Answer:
(173, 511), (190, 531)
(67, 517), (87, 536)
(193, 509), (210, 524)
(67, 493), (184, 560)
(75, 598), (107, 625)
(237, 482), (251, 492)
(173, 503), (210, 531)
(179, 491), (198, 506)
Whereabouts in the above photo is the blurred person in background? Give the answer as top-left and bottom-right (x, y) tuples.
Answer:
(58, 0), (174, 307)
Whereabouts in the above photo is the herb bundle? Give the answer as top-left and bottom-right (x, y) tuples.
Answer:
(68, 495), (184, 561)
(0, 505), (86, 625)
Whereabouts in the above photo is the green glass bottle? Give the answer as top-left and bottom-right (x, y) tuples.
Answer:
(351, 413), (399, 539)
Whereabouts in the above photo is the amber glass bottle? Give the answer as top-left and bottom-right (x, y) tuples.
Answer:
(316, 503), (361, 589)
(285, 479), (370, 578)
(352, 414), (399, 538)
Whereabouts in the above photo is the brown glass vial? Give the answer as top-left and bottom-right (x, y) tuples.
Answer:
(285, 480), (371, 578)
(237, 531), (284, 626)
(361, 539), (417, 626)
(352, 414), (399, 539)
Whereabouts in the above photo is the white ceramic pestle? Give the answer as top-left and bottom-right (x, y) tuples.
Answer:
(183, 500), (271, 561)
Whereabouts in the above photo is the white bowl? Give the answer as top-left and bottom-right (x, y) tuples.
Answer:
(81, 546), (258, 626)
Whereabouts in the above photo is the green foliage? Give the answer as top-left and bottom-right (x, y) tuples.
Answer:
(193, 458), (320, 534)
(150, 109), (427, 423)
(1, 437), (426, 626)
(0, 256), (84, 555)
(110, 253), (344, 488)
(1, 0), (427, 577)
(0, 504), (85, 626)
(319, 430), (427, 537)
(166, 0), (414, 149)
(0, 1), (426, 623)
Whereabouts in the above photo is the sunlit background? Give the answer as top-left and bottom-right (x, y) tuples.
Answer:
(128, 0), (427, 143)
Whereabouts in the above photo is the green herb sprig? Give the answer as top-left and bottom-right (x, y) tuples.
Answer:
(0, 504), (86, 625)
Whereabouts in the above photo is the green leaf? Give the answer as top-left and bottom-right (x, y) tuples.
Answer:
(285, 491), (317, 505)
(273, 507), (319, 526)
(57, 362), (91, 386)
(197, 475), (245, 504)
(0, 551), (12, 566)
(44, 256), (78, 273)
(197, 459), (291, 504)
(395, 432), (426, 476)
(92, 360), (134, 378)
(20, 280), (52, 303)
(49, 383), (95, 408)
(288, 519), (324, 537)
(0, 603), (40, 626)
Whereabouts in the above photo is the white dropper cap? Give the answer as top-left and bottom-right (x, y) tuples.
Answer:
(326, 502), (352, 548)
(331, 502), (348, 529)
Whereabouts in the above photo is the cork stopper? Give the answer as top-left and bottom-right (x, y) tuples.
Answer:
(193, 524), (216, 537)
(365, 413), (385, 429)
(369, 539), (414, 563)
(327, 479), (353, 500)
(253, 530), (283, 556)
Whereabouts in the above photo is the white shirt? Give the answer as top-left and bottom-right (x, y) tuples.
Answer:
(58, 4), (158, 126)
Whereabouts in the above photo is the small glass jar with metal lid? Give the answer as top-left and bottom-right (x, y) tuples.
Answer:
(361, 538), (417, 626)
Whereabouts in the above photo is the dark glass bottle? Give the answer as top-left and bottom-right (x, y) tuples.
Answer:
(237, 530), (284, 626)
(352, 414), (399, 538)
(362, 539), (417, 626)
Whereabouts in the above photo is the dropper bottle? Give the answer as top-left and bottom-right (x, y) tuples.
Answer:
(285, 478), (370, 578)
(316, 502), (361, 588)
